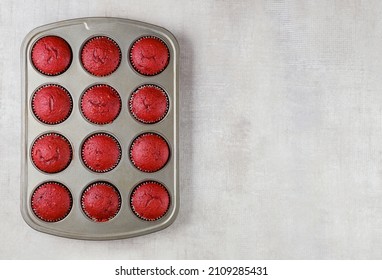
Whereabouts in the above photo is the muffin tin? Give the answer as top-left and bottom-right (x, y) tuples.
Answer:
(21, 17), (179, 240)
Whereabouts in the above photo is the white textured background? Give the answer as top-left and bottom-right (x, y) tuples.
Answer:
(2, 0), (382, 259)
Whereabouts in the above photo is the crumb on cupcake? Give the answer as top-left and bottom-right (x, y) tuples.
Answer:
(130, 133), (170, 172)
(129, 36), (169, 76)
(81, 84), (121, 125)
(31, 133), (72, 173)
(31, 182), (72, 222)
(81, 133), (121, 173)
(32, 84), (72, 125)
(129, 84), (169, 124)
(31, 35), (72, 76)
(81, 36), (121, 76)
(130, 181), (170, 221)
(81, 182), (121, 222)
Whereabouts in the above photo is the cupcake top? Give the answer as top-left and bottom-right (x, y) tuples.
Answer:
(32, 84), (72, 125)
(81, 36), (121, 76)
(81, 84), (121, 125)
(130, 36), (169, 76)
(81, 133), (121, 172)
(81, 182), (121, 222)
(31, 182), (72, 222)
(31, 133), (72, 173)
(31, 36), (72, 76)
(129, 85), (169, 124)
(130, 133), (170, 172)
(130, 181), (170, 221)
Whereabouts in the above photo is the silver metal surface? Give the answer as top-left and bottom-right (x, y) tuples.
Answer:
(21, 17), (179, 240)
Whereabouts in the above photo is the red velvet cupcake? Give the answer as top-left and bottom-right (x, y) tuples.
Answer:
(129, 36), (169, 76)
(129, 85), (169, 124)
(130, 181), (170, 221)
(81, 36), (121, 76)
(31, 36), (72, 76)
(31, 133), (72, 173)
(81, 182), (121, 222)
(31, 182), (72, 222)
(81, 84), (121, 125)
(130, 133), (170, 172)
(81, 133), (121, 172)
(32, 84), (72, 125)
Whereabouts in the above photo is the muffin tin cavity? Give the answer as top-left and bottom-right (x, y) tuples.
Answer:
(31, 36), (72, 76)
(31, 133), (72, 174)
(81, 133), (121, 173)
(131, 181), (170, 221)
(129, 36), (170, 76)
(129, 85), (169, 124)
(80, 84), (121, 125)
(21, 18), (179, 240)
(31, 181), (73, 222)
(81, 36), (121, 77)
(81, 181), (121, 222)
(31, 84), (73, 125)
(130, 133), (170, 173)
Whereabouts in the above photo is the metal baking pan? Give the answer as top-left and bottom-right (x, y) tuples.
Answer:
(21, 17), (179, 240)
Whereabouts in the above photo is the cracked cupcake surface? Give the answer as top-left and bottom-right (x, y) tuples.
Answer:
(31, 36), (72, 76)
(81, 133), (121, 172)
(81, 84), (121, 125)
(81, 36), (121, 76)
(32, 84), (72, 124)
(31, 182), (72, 222)
(81, 182), (121, 222)
(31, 133), (72, 173)
(130, 133), (170, 172)
(130, 181), (170, 221)
(129, 36), (169, 76)
(129, 85), (169, 124)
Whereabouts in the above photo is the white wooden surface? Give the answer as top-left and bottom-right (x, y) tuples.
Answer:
(2, 0), (382, 259)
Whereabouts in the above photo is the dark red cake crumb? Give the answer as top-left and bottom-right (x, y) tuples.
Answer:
(129, 36), (169, 76)
(81, 36), (121, 76)
(130, 133), (170, 172)
(129, 85), (169, 124)
(81, 133), (121, 172)
(31, 36), (72, 76)
(81, 84), (121, 125)
(81, 182), (121, 222)
(31, 133), (72, 173)
(130, 181), (170, 221)
(31, 182), (72, 222)
(32, 84), (72, 124)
